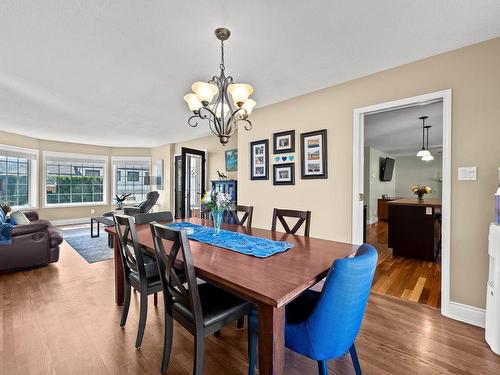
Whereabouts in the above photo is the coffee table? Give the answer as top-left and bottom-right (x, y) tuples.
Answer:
(90, 216), (114, 248)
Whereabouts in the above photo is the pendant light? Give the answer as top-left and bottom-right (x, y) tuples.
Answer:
(422, 124), (434, 161)
(416, 116), (431, 157)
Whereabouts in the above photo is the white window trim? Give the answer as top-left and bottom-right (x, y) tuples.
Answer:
(0, 144), (39, 209)
(111, 156), (152, 203)
(43, 151), (109, 208)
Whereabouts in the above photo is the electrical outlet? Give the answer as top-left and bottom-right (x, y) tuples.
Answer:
(90, 209), (95, 214)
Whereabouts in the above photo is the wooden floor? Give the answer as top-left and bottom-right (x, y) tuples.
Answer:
(1, 240), (498, 374)
(368, 221), (441, 308)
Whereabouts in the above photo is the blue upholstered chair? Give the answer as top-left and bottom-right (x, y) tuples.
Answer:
(248, 244), (378, 375)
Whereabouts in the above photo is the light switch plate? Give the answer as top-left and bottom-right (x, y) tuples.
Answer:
(458, 166), (477, 181)
(425, 207), (433, 215)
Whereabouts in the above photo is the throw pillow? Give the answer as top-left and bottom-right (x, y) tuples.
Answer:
(9, 211), (30, 226)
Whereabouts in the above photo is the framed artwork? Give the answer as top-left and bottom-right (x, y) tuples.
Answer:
(225, 149), (238, 172)
(156, 159), (164, 189)
(300, 129), (328, 179)
(250, 139), (269, 180)
(273, 162), (295, 185)
(273, 130), (295, 154)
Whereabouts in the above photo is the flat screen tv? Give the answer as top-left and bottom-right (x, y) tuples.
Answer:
(380, 157), (395, 181)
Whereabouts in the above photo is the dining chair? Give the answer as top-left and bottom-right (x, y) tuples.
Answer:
(271, 208), (311, 236)
(200, 204), (211, 219)
(150, 222), (256, 375)
(225, 205), (254, 227)
(113, 214), (163, 349)
(248, 244), (378, 375)
(134, 210), (173, 225)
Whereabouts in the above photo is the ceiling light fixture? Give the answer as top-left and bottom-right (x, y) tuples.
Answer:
(416, 116), (431, 158)
(422, 122), (434, 161)
(184, 28), (255, 146)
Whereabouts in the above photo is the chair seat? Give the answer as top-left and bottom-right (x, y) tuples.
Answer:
(171, 283), (252, 327)
(128, 253), (161, 287)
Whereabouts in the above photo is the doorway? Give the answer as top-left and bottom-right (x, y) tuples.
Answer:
(352, 90), (452, 316)
(177, 147), (206, 219)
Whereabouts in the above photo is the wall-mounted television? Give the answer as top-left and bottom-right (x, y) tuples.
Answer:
(380, 157), (395, 181)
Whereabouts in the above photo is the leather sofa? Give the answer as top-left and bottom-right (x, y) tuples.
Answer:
(0, 211), (63, 272)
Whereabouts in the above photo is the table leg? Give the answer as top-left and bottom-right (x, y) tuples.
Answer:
(113, 234), (124, 305)
(258, 303), (285, 375)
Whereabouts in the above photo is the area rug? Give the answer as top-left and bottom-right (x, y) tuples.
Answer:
(61, 226), (114, 263)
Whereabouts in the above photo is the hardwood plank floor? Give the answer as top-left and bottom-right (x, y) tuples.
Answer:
(368, 221), (442, 308)
(1, 240), (498, 374)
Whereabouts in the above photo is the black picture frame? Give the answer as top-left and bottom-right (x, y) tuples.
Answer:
(273, 162), (295, 185)
(250, 139), (269, 180)
(273, 130), (295, 154)
(300, 129), (328, 179)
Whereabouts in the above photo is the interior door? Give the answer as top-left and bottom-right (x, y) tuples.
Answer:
(181, 147), (206, 219)
(174, 155), (182, 219)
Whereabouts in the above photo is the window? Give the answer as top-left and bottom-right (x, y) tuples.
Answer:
(44, 152), (107, 206)
(112, 157), (151, 203)
(0, 145), (38, 208)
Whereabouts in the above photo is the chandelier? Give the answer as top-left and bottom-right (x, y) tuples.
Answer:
(183, 28), (256, 146)
(416, 116), (434, 161)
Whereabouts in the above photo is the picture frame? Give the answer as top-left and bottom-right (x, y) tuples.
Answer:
(225, 149), (238, 172)
(273, 130), (295, 154)
(273, 162), (295, 185)
(300, 129), (328, 179)
(250, 139), (269, 180)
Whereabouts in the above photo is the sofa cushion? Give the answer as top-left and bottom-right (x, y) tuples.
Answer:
(10, 211), (30, 225)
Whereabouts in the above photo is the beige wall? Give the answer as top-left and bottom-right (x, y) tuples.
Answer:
(238, 37), (500, 309)
(151, 143), (172, 211)
(0, 130), (151, 221)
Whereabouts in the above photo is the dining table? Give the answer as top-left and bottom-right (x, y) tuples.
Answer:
(106, 217), (358, 375)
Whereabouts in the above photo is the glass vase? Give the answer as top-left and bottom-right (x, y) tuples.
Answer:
(211, 210), (224, 235)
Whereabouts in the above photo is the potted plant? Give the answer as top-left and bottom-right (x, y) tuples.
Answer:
(201, 190), (232, 235)
(114, 193), (132, 210)
(411, 185), (432, 200)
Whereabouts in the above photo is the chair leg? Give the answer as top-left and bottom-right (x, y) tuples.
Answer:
(161, 312), (174, 374)
(135, 290), (148, 349)
(237, 317), (245, 329)
(120, 283), (131, 327)
(349, 344), (362, 375)
(194, 335), (204, 375)
(317, 360), (328, 375)
(248, 319), (258, 375)
(154, 293), (158, 307)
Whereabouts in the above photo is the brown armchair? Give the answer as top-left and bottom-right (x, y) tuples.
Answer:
(0, 211), (63, 272)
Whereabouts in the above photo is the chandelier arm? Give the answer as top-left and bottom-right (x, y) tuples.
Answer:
(235, 117), (253, 131)
(188, 114), (201, 128)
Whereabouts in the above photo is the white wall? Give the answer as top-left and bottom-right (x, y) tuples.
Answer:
(364, 147), (396, 223)
(395, 154), (443, 198)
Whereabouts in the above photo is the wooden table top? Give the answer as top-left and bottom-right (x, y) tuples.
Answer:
(387, 198), (442, 207)
(106, 217), (358, 308)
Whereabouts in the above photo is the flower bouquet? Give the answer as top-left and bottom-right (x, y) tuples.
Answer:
(411, 185), (432, 200)
(201, 190), (232, 235)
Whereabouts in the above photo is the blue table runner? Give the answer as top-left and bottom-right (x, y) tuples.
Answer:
(167, 222), (294, 258)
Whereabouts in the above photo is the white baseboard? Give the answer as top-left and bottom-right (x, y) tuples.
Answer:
(444, 301), (485, 328)
(51, 217), (90, 226)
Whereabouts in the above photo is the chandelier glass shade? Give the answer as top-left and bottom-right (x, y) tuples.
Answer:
(183, 28), (255, 146)
(416, 116), (433, 160)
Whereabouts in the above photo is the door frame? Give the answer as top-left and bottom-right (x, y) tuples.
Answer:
(352, 89), (452, 318)
(180, 147), (206, 219)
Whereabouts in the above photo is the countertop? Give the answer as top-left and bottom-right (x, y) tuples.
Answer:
(387, 198), (442, 208)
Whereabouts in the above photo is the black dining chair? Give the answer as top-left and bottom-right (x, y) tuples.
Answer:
(225, 205), (254, 227)
(271, 208), (312, 236)
(134, 210), (173, 225)
(150, 222), (256, 375)
(113, 214), (163, 349)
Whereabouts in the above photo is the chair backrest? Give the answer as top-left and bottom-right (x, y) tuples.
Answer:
(225, 205), (254, 227)
(134, 211), (173, 225)
(150, 223), (203, 326)
(271, 208), (311, 236)
(138, 191), (160, 213)
(305, 244), (378, 359)
(200, 204), (211, 219)
(113, 214), (148, 281)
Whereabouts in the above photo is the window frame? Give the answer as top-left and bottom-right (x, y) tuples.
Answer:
(0, 144), (38, 209)
(111, 156), (152, 204)
(43, 151), (108, 208)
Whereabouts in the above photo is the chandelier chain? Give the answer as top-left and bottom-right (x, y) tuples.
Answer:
(220, 40), (225, 71)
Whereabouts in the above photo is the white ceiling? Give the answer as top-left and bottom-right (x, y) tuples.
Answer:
(1, 1), (500, 147)
(364, 101), (443, 156)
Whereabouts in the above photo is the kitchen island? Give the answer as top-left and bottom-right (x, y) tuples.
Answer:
(387, 198), (442, 261)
